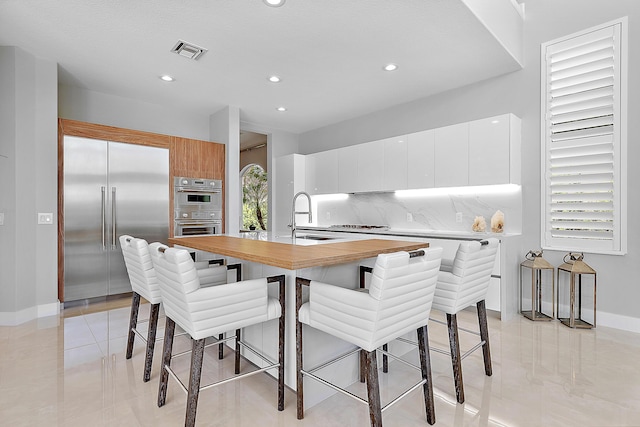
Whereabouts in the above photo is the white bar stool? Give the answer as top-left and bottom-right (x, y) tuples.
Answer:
(150, 243), (285, 427)
(431, 238), (499, 404)
(296, 247), (442, 427)
(120, 235), (239, 382)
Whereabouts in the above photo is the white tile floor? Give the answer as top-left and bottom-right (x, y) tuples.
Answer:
(1, 299), (639, 426)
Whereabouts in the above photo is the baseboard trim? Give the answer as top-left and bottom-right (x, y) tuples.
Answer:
(597, 311), (640, 333)
(0, 301), (61, 326)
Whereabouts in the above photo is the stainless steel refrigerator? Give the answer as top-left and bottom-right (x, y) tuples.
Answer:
(63, 136), (169, 302)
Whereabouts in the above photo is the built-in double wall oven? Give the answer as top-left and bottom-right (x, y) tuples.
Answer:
(173, 177), (223, 236)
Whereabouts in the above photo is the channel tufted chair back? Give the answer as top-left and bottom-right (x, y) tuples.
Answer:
(432, 238), (499, 314)
(120, 235), (161, 304)
(296, 246), (443, 426)
(302, 247), (442, 353)
(430, 237), (499, 405)
(150, 243), (278, 341)
(364, 247), (442, 351)
(150, 243), (285, 427)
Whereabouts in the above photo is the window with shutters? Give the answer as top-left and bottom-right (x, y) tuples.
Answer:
(541, 19), (627, 255)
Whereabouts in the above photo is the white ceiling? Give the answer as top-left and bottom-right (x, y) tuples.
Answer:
(0, 0), (522, 134)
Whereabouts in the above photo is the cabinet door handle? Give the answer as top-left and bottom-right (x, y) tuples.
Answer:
(101, 186), (106, 250)
(111, 187), (117, 249)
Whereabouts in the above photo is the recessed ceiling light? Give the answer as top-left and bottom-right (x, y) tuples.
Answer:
(263, 0), (285, 7)
(268, 75), (281, 83)
(277, 107), (287, 112)
(383, 63), (398, 71)
(160, 75), (175, 82)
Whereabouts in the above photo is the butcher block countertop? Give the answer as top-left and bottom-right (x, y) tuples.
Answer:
(168, 235), (428, 270)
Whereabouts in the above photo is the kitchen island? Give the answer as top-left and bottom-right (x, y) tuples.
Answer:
(168, 234), (427, 269)
(168, 233), (428, 408)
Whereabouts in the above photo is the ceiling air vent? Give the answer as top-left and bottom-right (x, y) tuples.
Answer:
(171, 40), (207, 60)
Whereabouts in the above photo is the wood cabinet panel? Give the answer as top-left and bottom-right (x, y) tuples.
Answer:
(169, 136), (226, 235)
(170, 137), (225, 180)
(58, 119), (171, 148)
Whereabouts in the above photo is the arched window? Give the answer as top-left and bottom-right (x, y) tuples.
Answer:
(241, 164), (268, 230)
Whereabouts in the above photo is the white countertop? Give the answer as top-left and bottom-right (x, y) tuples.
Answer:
(294, 226), (520, 241)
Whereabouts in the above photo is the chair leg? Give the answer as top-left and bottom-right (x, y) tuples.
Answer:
(296, 283), (305, 419)
(218, 333), (224, 360)
(382, 343), (389, 373)
(143, 303), (160, 382)
(365, 350), (383, 427)
(358, 266), (370, 383)
(447, 313), (465, 404)
(185, 338), (206, 427)
(417, 325), (436, 425)
(158, 317), (176, 407)
(277, 284), (286, 412)
(477, 300), (493, 376)
(234, 328), (242, 375)
(126, 292), (141, 359)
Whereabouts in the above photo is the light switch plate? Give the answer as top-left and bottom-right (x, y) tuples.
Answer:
(0, 212), (4, 225)
(38, 212), (53, 225)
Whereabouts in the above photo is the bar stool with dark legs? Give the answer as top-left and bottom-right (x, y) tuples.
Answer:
(431, 238), (499, 404)
(296, 247), (442, 427)
(150, 243), (285, 427)
(120, 235), (239, 382)
(362, 239), (499, 405)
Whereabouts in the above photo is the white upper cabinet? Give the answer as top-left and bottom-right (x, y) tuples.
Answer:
(357, 140), (385, 192)
(407, 129), (435, 189)
(434, 122), (469, 188)
(303, 113), (521, 194)
(469, 113), (521, 185)
(306, 149), (339, 195)
(382, 136), (408, 191)
(338, 145), (358, 193)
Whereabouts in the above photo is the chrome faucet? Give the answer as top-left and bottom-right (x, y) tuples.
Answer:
(290, 191), (312, 238)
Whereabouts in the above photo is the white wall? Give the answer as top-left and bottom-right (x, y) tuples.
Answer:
(240, 121), (299, 232)
(0, 47), (58, 324)
(299, 0), (640, 332)
(59, 85), (211, 140)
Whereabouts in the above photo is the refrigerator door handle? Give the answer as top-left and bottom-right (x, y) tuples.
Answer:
(112, 187), (117, 249)
(101, 186), (106, 250)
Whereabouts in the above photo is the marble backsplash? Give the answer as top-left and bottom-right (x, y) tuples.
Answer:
(312, 186), (522, 234)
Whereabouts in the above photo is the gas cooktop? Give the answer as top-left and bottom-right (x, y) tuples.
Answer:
(328, 224), (390, 231)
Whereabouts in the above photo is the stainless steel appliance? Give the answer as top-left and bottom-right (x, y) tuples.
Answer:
(63, 136), (169, 302)
(174, 177), (222, 236)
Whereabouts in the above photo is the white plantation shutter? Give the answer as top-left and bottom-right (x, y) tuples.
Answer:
(541, 20), (627, 254)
